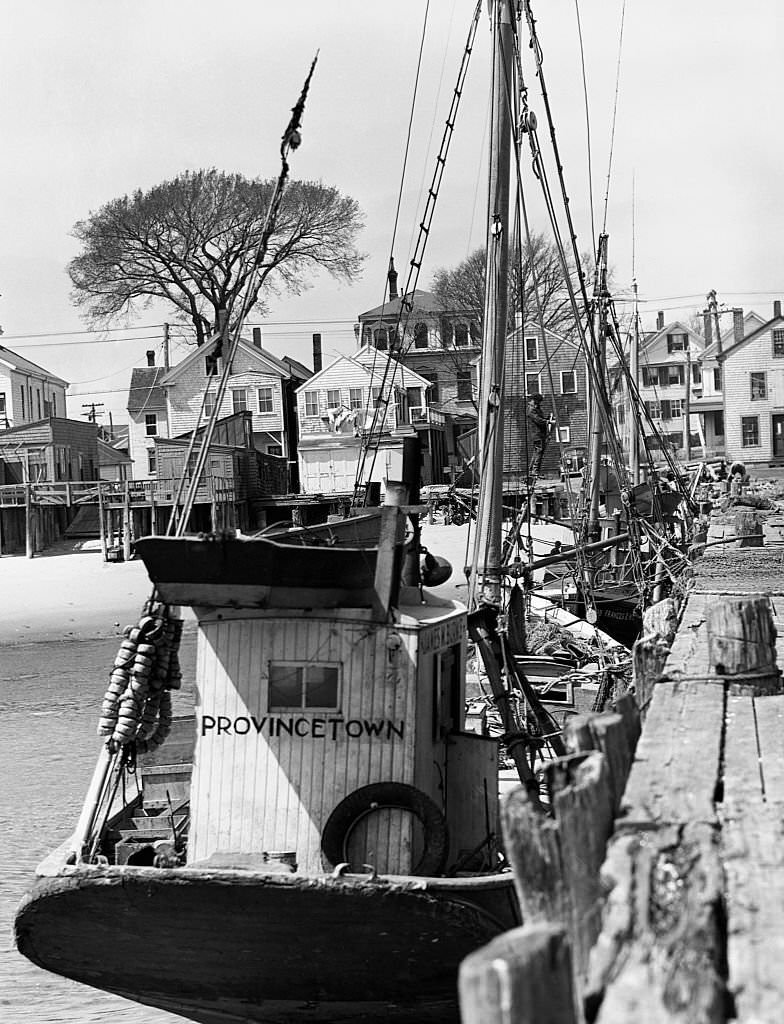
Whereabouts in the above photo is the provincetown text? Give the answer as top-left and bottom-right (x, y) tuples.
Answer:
(201, 715), (405, 740)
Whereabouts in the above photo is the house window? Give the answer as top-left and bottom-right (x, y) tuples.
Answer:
(470, 322), (481, 345)
(616, 404), (625, 425)
(267, 444), (283, 457)
(750, 372), (767, 400)
(456, 371), (472, 401)
(525, 372), (541, 396)
(715, 411), (724, 436)
(644, 400), (661, 419)
(659, 365), (684, 387)
(423, 373), (439, 402)
(37, 389), (42, 418)
(406, 386), (423, 420)
(232, 389), (248, 413)
(454, 323), (469, 347)
(21, 389), (25, 419)
(560, 370), (576, 394)
(145, 413), (157, 436)
(692, 363), (702, 384)
(51, 393), (57, 416)
(773, 329), (784, 357)
(374, 328), (388, 351)
(666, 333), (687, 353)
(204, 392), (216, 418)
(414, 322), (429, 349)
(713, 367), (722, 392)
(327, 389), (342, 409)
(0, 392), (5, 417)
(205, 353), (221, 376)
(525, 336), (539, 361)
(304, 391), (319, 416)
(641, 366), (659, 387)
(440, 318), (454, 347)
(268, 662), (340, 711)
(257, 387), (274, 414)
(558, 426), (571, 443)
(741, 416), (759, 447)
(349, 388), (364, 411)
(148, 451), (157, 474)
(661, 400), (672, 420)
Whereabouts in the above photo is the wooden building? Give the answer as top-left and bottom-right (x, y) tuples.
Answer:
(0, 417), (98, 483)
(0, 343), (67, 430)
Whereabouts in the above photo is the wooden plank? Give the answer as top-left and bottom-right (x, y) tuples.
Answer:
(618, 681), (724, 828)
(753, 694), (784, 804)
(588, 823), (725, 1024)
(722, 806), (784, 1024)
(459, 924), (578, 1024)
(722, 695), (765, 810)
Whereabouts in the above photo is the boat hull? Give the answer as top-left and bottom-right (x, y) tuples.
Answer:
(16, 865), (518, 1023)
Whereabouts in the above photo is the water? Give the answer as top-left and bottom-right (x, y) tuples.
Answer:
(0, 633), (196, 1023)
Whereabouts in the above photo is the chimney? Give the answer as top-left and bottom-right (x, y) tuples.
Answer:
(775, 300), (782, 319)
(656, 310), (664, 330)
(353, 323), (361, 345)
(387, 257), (399, 300)
(312, 333), (322, 372)
(146, 350), (155, 367)
(702, 311), (712, 346)
(252, 326), (262, 348)
(732, 307), (744, 344)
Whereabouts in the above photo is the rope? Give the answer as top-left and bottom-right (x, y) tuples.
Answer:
(573, 0), (596, 256)
(601, 0), (627, 234)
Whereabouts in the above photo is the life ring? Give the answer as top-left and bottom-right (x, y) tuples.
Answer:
(321, 782), (449, 876)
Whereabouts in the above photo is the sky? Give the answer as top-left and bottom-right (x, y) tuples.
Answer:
(0, 0), (782, 427)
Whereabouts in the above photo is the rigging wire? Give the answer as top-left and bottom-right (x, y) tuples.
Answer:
(572, 0), (596, 256)
(601, 0), (627, 234)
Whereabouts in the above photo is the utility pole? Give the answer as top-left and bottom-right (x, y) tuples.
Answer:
(163, 322), (171, 371)
(82, 402), (104, 424)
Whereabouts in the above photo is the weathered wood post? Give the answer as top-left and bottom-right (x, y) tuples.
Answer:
(25, 483), (34, 558)
(97, 482), (108, 561)
(734, 509), (763, 547)
(122, 480), (131, 562)
(707, 592), (781, 694)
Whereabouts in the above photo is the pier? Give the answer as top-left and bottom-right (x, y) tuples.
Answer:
(460, 502), (784, 1024)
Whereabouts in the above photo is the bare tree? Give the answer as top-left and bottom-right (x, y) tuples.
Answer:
(431, 231), (587, 338)
(69, 169), (365, 345)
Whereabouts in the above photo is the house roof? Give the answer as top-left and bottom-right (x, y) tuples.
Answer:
(296, 349), (431, 393)
(0, 344), (69, 387)
(159, 332), (291, 386)
(97, 437), (133, 466)
(280, 354), (313, 381)
(639, 320), (703, 354)
(358, 289), (444, 323)
(127, 367), (167, 414)
(701, 310), (766, 360)
(718, 313), (784, 362)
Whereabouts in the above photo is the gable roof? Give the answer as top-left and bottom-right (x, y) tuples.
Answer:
(639, 320), (703, 354)
(296, 349), (430, 393)
(0, 344), (69, 387)
(128, 367), (167, 414)
(98, 436), (133, 466)
(719, 313), (784, 362)
(280, 354), (313, 381)
(159, 332), (291, 386)
(701, 310), (767, 360)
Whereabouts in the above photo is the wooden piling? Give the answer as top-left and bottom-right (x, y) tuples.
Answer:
(122, 480), (131, 561)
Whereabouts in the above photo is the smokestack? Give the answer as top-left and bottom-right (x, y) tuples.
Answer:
(702, 311), (712, 346)
(656, 311), (664, 330)
(775, 300), (782, 319)
(252, 327), (262, 349)
(732, 308), (744, 344)
(146, 350), (155, 367)
(387, 257), (398, 300)
(312, 333), (323, 372)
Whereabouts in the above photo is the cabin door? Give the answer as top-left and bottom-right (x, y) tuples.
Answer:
(772, 415), (784, 458)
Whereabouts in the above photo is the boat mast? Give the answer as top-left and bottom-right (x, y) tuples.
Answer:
(587, 232), (609, 543)
(473, 0), (515, 606)
(630, 275), (640, 485)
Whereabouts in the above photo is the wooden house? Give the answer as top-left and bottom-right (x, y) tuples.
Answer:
(0, 417), (98, 483)
(127, 355), (169, 481)
(718, 301), (784, 466)
(296, 347), (443, 496)
(0, 343), (68, 431)
(503, 322), (588, 483)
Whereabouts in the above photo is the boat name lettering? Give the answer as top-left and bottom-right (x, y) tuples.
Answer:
(419, 618), (464, 655)
(200, 715), (405, 740)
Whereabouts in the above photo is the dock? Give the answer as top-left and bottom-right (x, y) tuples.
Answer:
(460, 501), (784, 1024)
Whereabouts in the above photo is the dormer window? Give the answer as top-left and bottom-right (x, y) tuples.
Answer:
(374, 328), (388, 351)
(666, 333), (688, 353)
(414, 322), (429, 349)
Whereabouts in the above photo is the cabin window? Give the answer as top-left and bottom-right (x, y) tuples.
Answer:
(414, 322), (429, 348)
(145, 413), (157, 436)
(666, 333), (687, 353)
(713, 367), (722, 392)
(204, 392), (216, 418)
(268, 662), (340, 711)
(327, 389), (342, 409)
(304, 391), (319, 416)
(741, 416), (759, 447)
(773, 329), (784, 357)
(558, 426), (571, 443)
(205, 353), (221, 376)
(147, 451), (156, 474)
(454, 323), (469, 347)
(257, 387), (274, 413)
(560, 370), (576, 394)
(456, 371), (472, 401)
(267, 444), (282, 456)
(525, 336), (539, 361)
(349, 388), (364, 411)
(525, 372), (541, 396)
(750, 372), (767, 400)
(232, 389), (248, 413)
